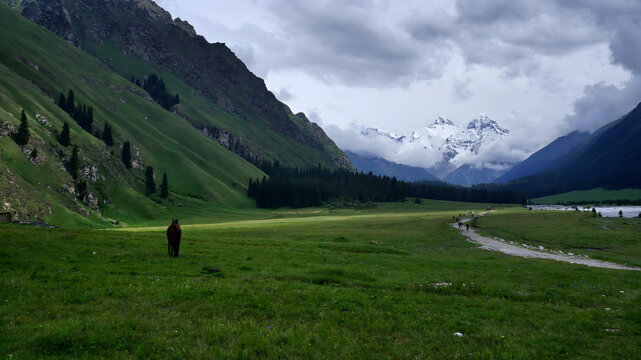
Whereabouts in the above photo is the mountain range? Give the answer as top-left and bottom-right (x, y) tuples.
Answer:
(353, 114), (512, 183)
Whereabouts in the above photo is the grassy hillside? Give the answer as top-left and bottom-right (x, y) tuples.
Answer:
(85, 41), (340, 169)
(1, 202), (639, 358)
(530, 188), (641, 205)
(4, 0), (351, 170)
(0, 4), (264, 227)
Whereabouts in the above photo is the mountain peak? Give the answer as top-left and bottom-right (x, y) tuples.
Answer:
(466, 114), (510, 136)
(430, 116), (455, 127)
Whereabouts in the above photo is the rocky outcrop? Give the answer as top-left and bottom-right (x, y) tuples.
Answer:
(197, 125), (261, 165)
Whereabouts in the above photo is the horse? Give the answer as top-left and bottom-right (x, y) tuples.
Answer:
(167, 219), (182, 257)
(458, 222), (463, 229)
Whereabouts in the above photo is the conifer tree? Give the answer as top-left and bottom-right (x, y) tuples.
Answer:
(59, 122), (70, 146)
(57, 92), (66, 112)
(66, 90), (75, 115)
(76, 180), (88, 200)
(160, 172), (168, 199)
(102, 122), (113, 146)
(121, 141), (132, 169)
(145, 166), (156, 194)
(69, 145), (79, 180)
(85, 106), (94, 133)
(14, 110), (30, 146)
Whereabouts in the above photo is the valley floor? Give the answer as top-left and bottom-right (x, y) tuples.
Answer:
(456, 212), (640, 271)
(1, 201), (640, 358)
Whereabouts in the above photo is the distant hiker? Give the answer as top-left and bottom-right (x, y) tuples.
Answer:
(458, 222), (463, 229)
(452, 215), (455, 221)
(456, 217), (460, 222)
(167, 219), (182, 257)
(466, 224), (469, 231)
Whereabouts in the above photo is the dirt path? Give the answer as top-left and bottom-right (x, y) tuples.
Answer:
(453, 211), (641, 271)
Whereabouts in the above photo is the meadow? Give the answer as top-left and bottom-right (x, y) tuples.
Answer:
(1, 200), (640, 359)
(474, 207), (641, 268)
(529, 188), (641, 205)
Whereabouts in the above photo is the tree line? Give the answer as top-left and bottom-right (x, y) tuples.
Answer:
(130, 74), (179, 110)
(248, 163), (526, 209)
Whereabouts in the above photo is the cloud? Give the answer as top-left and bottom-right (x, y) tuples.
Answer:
(275, 88), (293, 101)
(260, 0), (450, 86)
(157, 0), (641, 168)
(406, 0), (606, 76)
(561, 78), (641, 132)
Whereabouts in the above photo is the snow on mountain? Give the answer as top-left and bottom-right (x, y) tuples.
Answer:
(353, 114), (512, 180)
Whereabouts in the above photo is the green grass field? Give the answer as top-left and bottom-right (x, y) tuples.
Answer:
(474, 207), (641, 267)
(530, 188), (641, 205)
(2, 201), (640, 359)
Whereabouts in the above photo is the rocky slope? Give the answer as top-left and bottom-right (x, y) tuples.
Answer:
(8, 0), (350, 169)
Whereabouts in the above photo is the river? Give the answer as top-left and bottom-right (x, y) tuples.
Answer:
(529, 205), (641, 218)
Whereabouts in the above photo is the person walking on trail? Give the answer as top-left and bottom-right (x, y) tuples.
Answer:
(466, 224), (469, 231)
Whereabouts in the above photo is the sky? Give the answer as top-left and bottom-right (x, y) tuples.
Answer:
(156, 0), (641, 163)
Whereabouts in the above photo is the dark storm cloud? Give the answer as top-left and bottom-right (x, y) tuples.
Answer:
(406, 0), (605, 72)
(610, 16), (641, 74)
(264, 0), (448, 86)
(404, 0), (641, 132)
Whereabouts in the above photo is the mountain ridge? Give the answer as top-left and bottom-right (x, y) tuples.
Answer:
(494, 130), (590, 184)
(345, 151), (438, 182)
(494, 103), (641, 197)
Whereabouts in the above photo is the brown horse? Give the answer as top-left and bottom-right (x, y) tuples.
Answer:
(167, 219), (182, 257)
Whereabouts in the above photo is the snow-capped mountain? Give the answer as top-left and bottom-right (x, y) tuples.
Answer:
(356, 114), (512, 181)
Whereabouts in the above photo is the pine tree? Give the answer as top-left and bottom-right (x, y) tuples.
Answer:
(14, 110), (30, 146)
(160, 172), (168, 199)
(57, 92), (66, 112)
(59, 122), (70, 146)
(86, 107), (94, 132)
(76, 180), (88, 200)
(121, 141), (132, 169)
(103, 122), (113, 146)
(69, 145), (79, 180)
(66, 90), (75, 116)
(145, 166), (156, 194)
